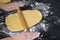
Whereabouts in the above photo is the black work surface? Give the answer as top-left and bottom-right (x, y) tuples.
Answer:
(35, 0), (60, 40)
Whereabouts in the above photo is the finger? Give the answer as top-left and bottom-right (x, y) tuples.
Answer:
(8, 2), (24, 7)
(12, 32), (40, 40)
(0, 37), (12, 40)
(1, 2), (24, 11)
(25, 32), (40, 40)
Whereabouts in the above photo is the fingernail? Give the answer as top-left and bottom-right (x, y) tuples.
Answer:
(32, 32), (40, 39)
(36, 32), (40, 37)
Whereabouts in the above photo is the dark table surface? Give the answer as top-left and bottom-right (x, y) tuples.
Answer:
(38, 0), (60, 40)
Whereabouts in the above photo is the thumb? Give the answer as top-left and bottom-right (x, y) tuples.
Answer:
(26, 32), (40, 40)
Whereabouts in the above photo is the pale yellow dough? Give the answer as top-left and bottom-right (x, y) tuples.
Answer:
(0, 0), (11, 3)
(5, 10), (42, 32)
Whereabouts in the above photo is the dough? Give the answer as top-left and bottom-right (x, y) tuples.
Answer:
(5, 10), (42, 32)
(0, 0), (11, 3)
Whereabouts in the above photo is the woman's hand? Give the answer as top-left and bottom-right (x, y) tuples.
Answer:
(12, 32), (40, 40)
(0, 2), (24, 11)
(1, 32), (40, 40)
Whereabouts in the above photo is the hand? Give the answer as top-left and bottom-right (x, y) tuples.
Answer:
(12, 32), (40, 40)
(0, 2), (24, 11)
(1, 32), (40, 40)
